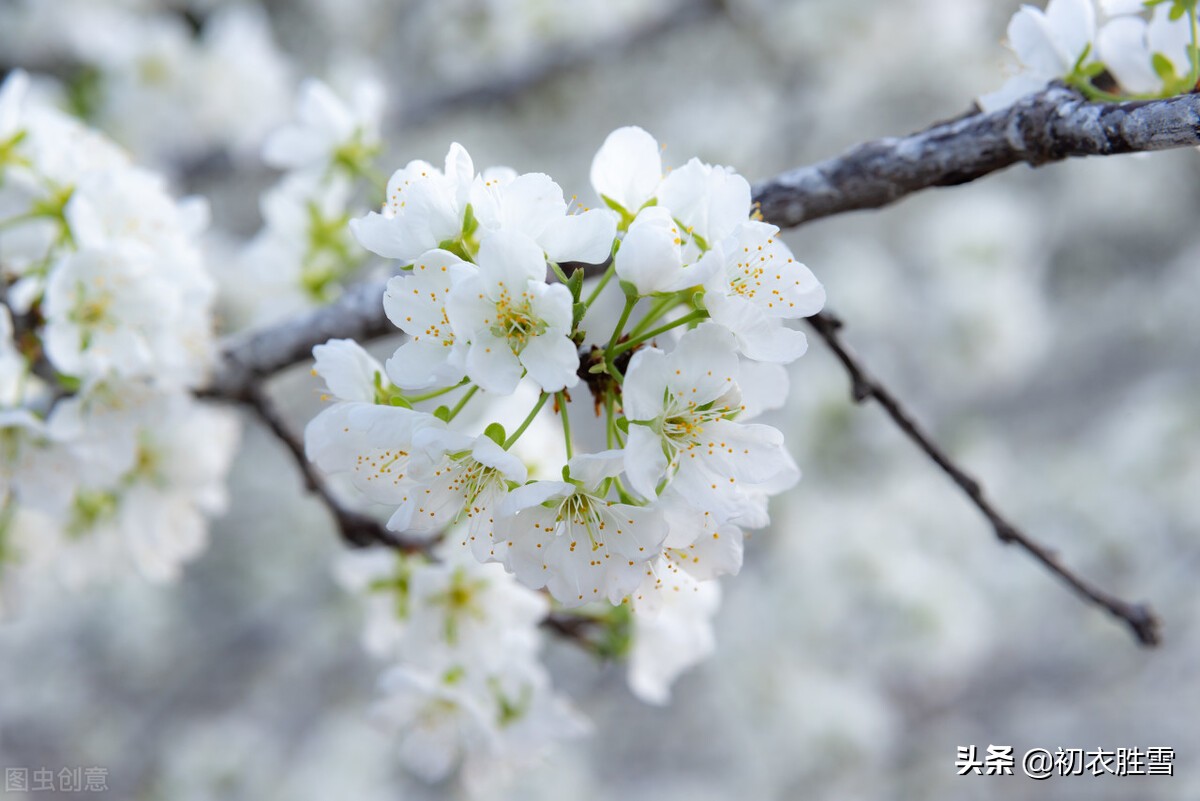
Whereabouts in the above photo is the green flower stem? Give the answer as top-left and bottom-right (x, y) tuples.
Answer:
(405, 379), (469, 404)
(549, 261), (572, 286)
(445, 385), (479, 422)
(624, 293), (679, 340)
(556, 391), (574, 460)
(504, 393), (549, 449)
(581, 262), (616, 310)
(613, 310), (707, 356)
(604, 295), (638, 383)
(612, 475), (638, 505)
(1189, 9), (1199, 90)
(603, 394), (616, 449)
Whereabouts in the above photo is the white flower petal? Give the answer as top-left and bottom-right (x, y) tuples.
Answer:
(519, 331), (579, 393)
(590, 126), (663, 213)
(541, 208), (617, 265)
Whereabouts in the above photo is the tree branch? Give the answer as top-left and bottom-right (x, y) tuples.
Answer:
(204, 278), (393, 401)
(395, 0), (723, 130)
(239, 382), (431, 554)
(753, 85), (1200, 228)
(806, 311), (1162, 647)
(198, 84), (1182, 647)
(207, 86), (1200, 392)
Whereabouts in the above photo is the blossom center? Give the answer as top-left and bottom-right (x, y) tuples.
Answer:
(490, 288), (545, 352)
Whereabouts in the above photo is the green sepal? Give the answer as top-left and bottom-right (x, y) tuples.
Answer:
(484, 422), (507, 446)
(433, 405), (452, 422)
(1152, 52), (1178, 82)
(566, 267), (585, 300)
(461, 203), (478, 237)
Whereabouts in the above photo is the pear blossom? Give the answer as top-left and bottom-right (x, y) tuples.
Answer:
(980, 0), (1099, 111)
(622, 323), (799, 522)
(219, 170), (363, 327)
(614, 205), (719, 295)
(312, 338), (386, 404)
(470, 170), (617, 265)
(350, 143), (476, 263)
(589, 125), (664, 217)
(305, 403), (443, 509)
(338, 546), (587, 785)
(702, 221), (825, 363)
(497, 451), (668, 606)
(655, 492), (746, 582)
(446, 230), (579, 394)
(382, 249), (473, 390)
(656, 157), (753, 247)
(371, 666), (500, 783)
(263, 77), (384, 175)
(41, 244), (179, 382)
(303, 127), (830, 785)
(402, 553), (547, 672)
(333, 548), (410, 658)
(1098, 6), (1195, 94)
(627, 564), (722, 705)
(388, 428), (527, 560)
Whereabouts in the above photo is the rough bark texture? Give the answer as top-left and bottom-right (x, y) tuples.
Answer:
(202, 277), (392, 401)
(753, 86), (1200, 227)
(207, 87), (1200, 394)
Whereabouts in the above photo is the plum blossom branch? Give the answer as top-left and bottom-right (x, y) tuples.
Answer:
(205, 277), (393, 400)
(753, 85), (1200, 228)
(240, 382), (430, 554)
(207, 86), (1200, 394)
(806, 310), (1163, 647)
(199, 85), (1187, 647)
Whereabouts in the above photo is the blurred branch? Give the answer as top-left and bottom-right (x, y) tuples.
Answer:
(240, 382), (432, 554)
(395, 0), (724, 130)
(204, 278), (393, 400)
(754, 85), (1200, 227)
(806, 310), (1162, 647)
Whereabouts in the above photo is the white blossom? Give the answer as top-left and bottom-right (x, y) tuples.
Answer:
(622, 323), (799, 522)
(1098, 6), (1194, 94)
(381, 249), (473, 390)
(263, 77), (384, 174)
(390, 429), (527, 561)
(445, 230), (579, 394)
(350, 143), (475, 263)
(703, 221), (825, 363)
(497, 451), (668, 606)
(589, 125), (663, 216)
(627, 564), (721, 705)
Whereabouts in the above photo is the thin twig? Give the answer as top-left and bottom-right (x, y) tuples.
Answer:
(805, 310), (1162, 647)
(241, 383), (431, 554)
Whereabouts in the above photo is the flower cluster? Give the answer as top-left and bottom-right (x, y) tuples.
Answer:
(0, 1), (293, 167)
(981, 0), (1200, 110)
(216, 77), (385, 329)
(306, 126), (824, 777)
(0, 72), (238, 601)
(334, 546), (587, 787)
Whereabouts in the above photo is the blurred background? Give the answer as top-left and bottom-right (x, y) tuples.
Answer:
(2, 0), (1200, 798)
